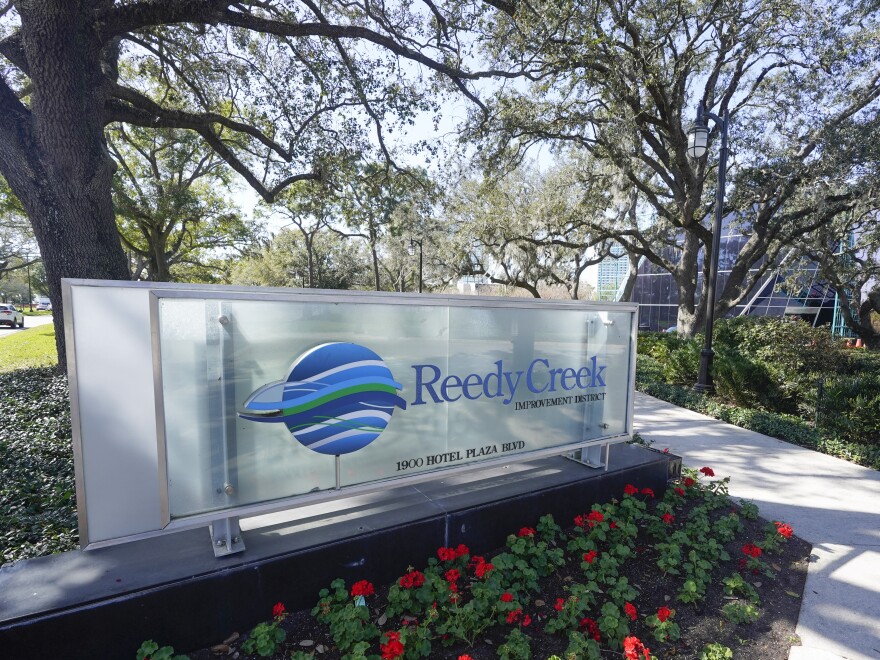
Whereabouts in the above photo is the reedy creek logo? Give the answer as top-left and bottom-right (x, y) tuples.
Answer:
(240, 342), (608, 457)
(410, 356), (607, 406)
(239, 342), (406, 456)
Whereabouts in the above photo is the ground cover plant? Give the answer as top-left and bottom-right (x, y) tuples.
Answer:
(637, 317), (880, 470)
(0, 366), (76, 563)
(164, 468), (810, 660)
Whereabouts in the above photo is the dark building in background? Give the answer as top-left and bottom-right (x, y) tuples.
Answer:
(628, 216), (841, 332)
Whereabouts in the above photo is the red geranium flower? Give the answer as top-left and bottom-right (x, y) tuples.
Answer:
(587, 510), (604, 526)
(657, 606), (672, 622)
(468, 555), (486, 570)
(445, 568), (461, 584)
(610, 520), (618, 529)
(624, 602), (637, 621)
(554, 597), (566, 611)
(272, 602), (286, 619)
(454, 543), (470, 558)
(775, 521), (794, 538)
(674, 487), (685, 497)
(506, 608), (522, 624)
(579, 616), (601, 641)
(380, 631), (405, 660)
(398, 570), (426, 589)
(458, 656), (475, 660)
(742, 543), (762, 558)
(683, 477), (696, 488)
(583, 550), (598, 564)
(662, 513), (675, 524)
(641, 487), (655, 498)
(522, 614), (532, 626)
(351, 580), (374, 598)
(437, 547), (456, 561)
(518, 527), (536, 537)
(699, 466), (715, 477)
(624, 484), (639, 495)
(475, 561), (494, 578)
(501, 592), (514, 603)
(623, 635), (651, 660)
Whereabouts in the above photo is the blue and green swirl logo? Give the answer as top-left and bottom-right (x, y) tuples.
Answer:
(239, 342), (407, 455)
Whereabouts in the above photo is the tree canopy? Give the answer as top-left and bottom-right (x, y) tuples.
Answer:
(108, 124), (257, 282)
(0, 0), (513, 365)
(470, 0), (880, 334)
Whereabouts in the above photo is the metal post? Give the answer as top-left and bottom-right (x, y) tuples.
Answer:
(207, 304), (245, 557)
(411, 238), (423, 293)
(694, 106), (729, 394)
(26, 259), (32, 311)
(815, 378), (825, 427)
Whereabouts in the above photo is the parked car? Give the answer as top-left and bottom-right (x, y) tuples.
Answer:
(36, 302), (49, 311)
(0, 304), (24, 328)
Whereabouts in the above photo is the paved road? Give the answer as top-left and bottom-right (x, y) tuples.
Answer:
(0, 314), (54, 338)
(634, 392), (880, 660)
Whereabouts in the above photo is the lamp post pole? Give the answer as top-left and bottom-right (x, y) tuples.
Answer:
(411, 238), (423, 293)
(26, 256), (32, 311)
(689, 102), (729, 394)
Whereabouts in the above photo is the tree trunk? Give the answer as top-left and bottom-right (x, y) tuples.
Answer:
(619, 253), (641, 302)
(0, 3), (129, 370)
(674, 234), (702, 336)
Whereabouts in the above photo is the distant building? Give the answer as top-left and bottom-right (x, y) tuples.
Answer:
(584, 243), (630, 301)
(628, 217), (842, 332)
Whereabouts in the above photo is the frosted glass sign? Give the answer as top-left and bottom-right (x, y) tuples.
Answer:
(156, 294), (636, 521)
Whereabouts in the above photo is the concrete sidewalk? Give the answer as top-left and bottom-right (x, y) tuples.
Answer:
(634, 392), (880, 660)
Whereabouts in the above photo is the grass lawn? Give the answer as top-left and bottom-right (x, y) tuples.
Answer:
(0, 324), (58, 372)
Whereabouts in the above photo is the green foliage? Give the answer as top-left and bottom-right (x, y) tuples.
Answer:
(637, 370), (880, 470)
(135, 640), (188, 660)
(231, 224), (371, 291)
(398, 620), (433, 658)
(562, 630), (602, 659)
(646, 609), (681, 643)
(497, 627), (531, 660)
(434, 596), (495, 647)
(108, 125), (257, 283)
(241, 619), (287, 657)
(544, 583), (600, 634)
(637, 316), (880, 469)
(738, 500), (760, 521)
(721, 602), (761, 625)
(0, 367), (76, 562)
(699, 642), (734, 660)
(722, 574), (761, 605)
(596, 601), (630, 648)
(311, 579), (379, 653)
(813, 373), (880, 443)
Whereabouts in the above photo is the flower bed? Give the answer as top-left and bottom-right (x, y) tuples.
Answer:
(144, 468), (810, 660)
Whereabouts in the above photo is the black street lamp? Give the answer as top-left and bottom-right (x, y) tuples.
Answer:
(410, 238), (423, 293)
(688, 102), (729, 394)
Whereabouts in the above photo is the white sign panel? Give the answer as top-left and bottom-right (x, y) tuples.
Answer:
(64, 280), (637, 548)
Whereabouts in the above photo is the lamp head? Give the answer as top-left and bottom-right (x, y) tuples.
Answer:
(688, 124), (708, 158)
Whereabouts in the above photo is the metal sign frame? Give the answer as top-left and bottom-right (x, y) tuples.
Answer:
(64, 279), (638, 553)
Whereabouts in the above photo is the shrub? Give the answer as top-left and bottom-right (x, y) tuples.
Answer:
(714, 317), (840, 411)
(0, 367), (77, 563)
